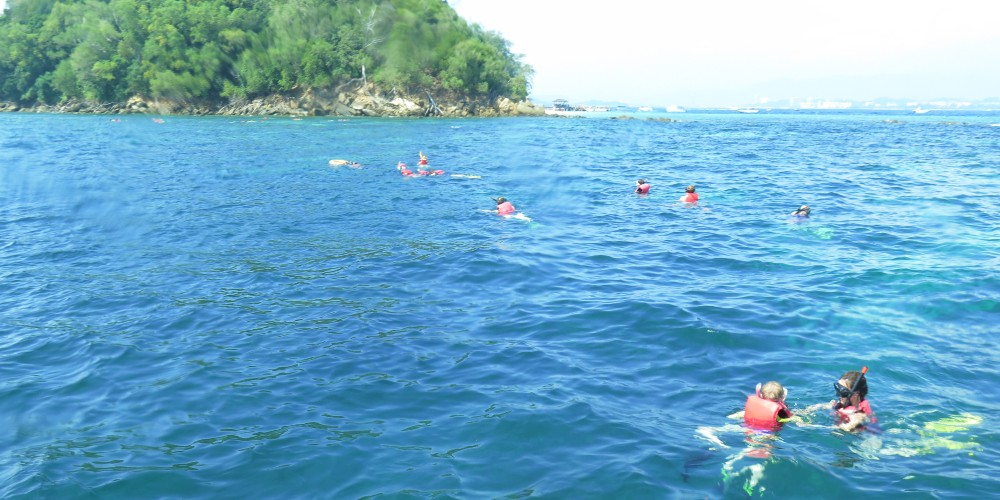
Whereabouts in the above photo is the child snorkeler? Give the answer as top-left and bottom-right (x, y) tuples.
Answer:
(832, 367), (876, 431)
(743, 381), (794, 429)
(801, 366), (876, 432)
(695, 381), (793, 496)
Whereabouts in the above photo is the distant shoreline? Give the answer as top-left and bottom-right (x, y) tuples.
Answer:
(0, 86), (546, 118)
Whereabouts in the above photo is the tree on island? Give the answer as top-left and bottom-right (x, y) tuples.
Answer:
(0, 0), (533, 111)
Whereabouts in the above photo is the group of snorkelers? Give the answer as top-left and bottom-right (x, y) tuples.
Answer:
(396, 151), (445, 177)
(739, 367), (875, 433)
(636, 179), (812, 217)
(388, 151), (518, 216)
(635, 179), (699, 203)
(390, 158), (813, 219)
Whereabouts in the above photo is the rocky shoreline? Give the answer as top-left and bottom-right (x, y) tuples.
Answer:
(0, 83), (545, 118)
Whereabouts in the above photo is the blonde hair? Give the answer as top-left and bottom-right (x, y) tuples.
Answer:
(759, 381), (787, 401)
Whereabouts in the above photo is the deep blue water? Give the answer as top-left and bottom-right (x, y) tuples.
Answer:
(2, 110), (998, 498)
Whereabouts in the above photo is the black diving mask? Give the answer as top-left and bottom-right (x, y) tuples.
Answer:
(834, 382), (855, 399)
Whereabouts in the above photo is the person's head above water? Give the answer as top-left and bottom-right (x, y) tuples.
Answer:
(759, 381), (787, 402)
(793, 205), (811, 216)
(686, 185), (696, 193)
(637, 179), (647, 185)
(836, 370), (868, 401)
(495, 197), (507, 205)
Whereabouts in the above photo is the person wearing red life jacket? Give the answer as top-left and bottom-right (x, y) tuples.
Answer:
(419, 151), (429, 166)
(832, 368), (876, 431)
(679, 185), (699, 203)
(635, 179), (651, 194)
(743, 381), (793, 430)
(397, 161), (414, 177)
(494, 197), (515, 215)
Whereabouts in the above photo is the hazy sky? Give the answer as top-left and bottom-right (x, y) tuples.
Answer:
(451, 0), (1000, 107)
(3, 0), (996, 106)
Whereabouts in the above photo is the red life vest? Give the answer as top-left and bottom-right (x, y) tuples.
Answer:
(636, 183), (650, 194)
(401, 169), (414, 176)
(681, 192), (699, 203)
(744, 394), (792, 429)
(836, 400), (876, 423)
(497, 202), (515, 215)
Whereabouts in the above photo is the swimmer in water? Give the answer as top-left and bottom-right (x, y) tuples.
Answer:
(741, 381), (793, 430)
(329, 159), (360, 168)
(494, 197), (515, 215)
(791, 205), (811, 218)
(635, 179), (651, 194)
(831, 368), (875, 431)
(801, 367), (876, 432)
(679, 185), (699, 203)
(419, 151), (429, 166)
(397, 161), (414, 176)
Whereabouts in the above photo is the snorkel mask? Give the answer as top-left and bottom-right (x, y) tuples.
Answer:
(834, 366), (868, 399)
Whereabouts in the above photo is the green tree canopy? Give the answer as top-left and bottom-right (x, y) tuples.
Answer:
(0, 0), (533, 106)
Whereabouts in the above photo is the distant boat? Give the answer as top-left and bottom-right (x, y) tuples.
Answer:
(914, 107), (929, 114)
(736, 107), (759, 114)
(666, 105), (687, 113)
(637, 106), (653, 112)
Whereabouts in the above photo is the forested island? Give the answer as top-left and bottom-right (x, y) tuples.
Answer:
(0, 0), (542, 116)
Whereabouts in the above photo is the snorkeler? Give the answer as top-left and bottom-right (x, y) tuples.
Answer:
(329, 159), (361, 168)
(397, 161), (414, 176)
(791, 205), (811, 218)
(832, 367), (876, 431)
(743, 381), (793, 430)
(494, 197), (515, 215)
(635, 179), (651, 194)
(680, 185), (699, 203)
(801, 366), (876, 431)
(419, 151), (429, 166)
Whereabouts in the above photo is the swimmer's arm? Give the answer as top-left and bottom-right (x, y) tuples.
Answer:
(800, 401), (836, 414)
(837, 411), (869, 432)
(726, 411), (745, 420)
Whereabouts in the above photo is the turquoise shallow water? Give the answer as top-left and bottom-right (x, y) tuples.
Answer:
(1, 110), (998, 498)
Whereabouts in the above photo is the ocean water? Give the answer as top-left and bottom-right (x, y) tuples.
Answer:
(1, 110), (998, 498)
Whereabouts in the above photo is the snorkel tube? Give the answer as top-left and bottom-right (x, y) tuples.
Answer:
(850, 366), (869, 394)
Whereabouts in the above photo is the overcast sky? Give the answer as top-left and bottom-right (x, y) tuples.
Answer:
(450, 0), (1000, 107)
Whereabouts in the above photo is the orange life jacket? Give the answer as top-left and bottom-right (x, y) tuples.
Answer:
(744, 394), (792, 429)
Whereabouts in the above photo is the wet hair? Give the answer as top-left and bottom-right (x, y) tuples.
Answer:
(686, 185), (696, 193)
(637, 179), (646, 184)
(495, 197), (506, 204)
(760, 381), (786, 401)
(840, 371), (868, 400)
